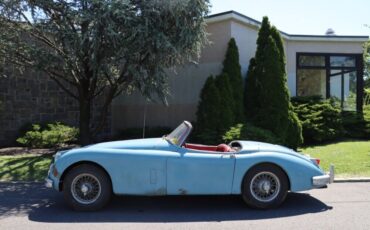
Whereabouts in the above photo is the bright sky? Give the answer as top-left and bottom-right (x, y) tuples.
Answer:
(209, 0), (370, 36)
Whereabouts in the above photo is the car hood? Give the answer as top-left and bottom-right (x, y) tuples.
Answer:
(235, 140), (310, 162)
(84, 138), (172, 151)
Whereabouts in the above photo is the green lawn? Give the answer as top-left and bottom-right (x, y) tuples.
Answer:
(0, 154), (52, 181)
(299, 140), (370, 178)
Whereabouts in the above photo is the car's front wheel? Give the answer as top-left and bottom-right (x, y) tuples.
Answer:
(242, 164), (288, 209)
(63, 164), (112, 211)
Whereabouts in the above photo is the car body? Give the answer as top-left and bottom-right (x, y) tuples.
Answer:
(46, 121), (334, 210)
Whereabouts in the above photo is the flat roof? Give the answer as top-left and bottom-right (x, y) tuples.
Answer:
(206, 11), (369, 42)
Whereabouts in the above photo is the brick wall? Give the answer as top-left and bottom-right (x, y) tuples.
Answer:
(0, 68), (111, 147)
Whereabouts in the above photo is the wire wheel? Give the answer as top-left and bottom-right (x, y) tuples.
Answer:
(249, 171), (280, 202)
(71, 173), (102, 205)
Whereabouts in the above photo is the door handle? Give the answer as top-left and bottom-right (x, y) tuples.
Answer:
(221, 154), (235, 159)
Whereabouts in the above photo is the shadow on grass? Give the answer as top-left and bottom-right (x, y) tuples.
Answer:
(0, 183), (332, 223)
(0, 155), (52, 181)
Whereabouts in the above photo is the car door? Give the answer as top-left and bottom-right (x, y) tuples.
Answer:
(166, 148), (236, 195)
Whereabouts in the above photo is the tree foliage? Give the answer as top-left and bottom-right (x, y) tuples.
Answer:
(194, 76), (221, 143)
(194, 73), (234, 144)
(364, 40), (370, 88)
(244, 17), (302, 149)
(0, 0), (209, 145)
(222, 38), (244, 122)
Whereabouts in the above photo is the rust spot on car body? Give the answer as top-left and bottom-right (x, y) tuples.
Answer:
(145, 187), (166, 196)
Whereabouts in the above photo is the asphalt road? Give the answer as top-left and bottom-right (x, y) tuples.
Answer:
(0, 182), (369, 230)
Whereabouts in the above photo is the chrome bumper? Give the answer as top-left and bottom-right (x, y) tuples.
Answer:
(45, 178), (53, 188)
(313, 164), (335, 188)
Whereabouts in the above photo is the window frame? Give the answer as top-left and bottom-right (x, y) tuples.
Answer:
(296, 52), (364, 111)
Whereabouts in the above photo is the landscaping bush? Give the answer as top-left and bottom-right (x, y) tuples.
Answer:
(193, 76), (223, 144)
(116, 126), (172, 140)
(244, 17), (302, 149)
(17, 122), (78, 148)
(364, 88), (370, 105)
(222, 38), (244, 122)
(194, 38), (245, 144)
(341, 105), (370, 139)
(292, 98), (343, 144)
(223, 123), (282, 145)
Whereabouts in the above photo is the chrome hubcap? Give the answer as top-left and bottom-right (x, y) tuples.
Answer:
(250, 172), (280, 202)
(71, 173), (101, 205)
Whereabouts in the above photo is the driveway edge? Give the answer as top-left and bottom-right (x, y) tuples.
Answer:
(334, 178), (370, 183)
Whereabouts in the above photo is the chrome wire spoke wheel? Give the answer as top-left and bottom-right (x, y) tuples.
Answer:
(249, 171), (280, 202)
(71, 173), (102, 205)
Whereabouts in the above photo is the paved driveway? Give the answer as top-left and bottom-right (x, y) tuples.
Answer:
(0, 182), (369, 229)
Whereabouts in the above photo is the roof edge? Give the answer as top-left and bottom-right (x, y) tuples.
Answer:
(205, 11), (369, 42)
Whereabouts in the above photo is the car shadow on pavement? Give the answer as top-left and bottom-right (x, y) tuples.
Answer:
(0, 182), (332, 223)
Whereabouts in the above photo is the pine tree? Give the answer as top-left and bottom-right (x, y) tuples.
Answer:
(222, 38), (245, 122)
(194, 76), (222, 144)
(245, 57), (257, 118)
(215, 73), (235, 136)
(244, 16), (302, 149)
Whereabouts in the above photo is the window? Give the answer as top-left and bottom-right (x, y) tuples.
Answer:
(330, 56), (356, 67)
(296, 53), (362, 111)
(297, 69), (326, 97)
(298, 55), (325, 67)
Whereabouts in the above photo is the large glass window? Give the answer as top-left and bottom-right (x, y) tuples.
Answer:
(298, 55), (325, 67)
(297, 69), (326, 97)
(296, 53), (360, 111)
(330, 70), (357, 111)
(330, 56), (356, 67)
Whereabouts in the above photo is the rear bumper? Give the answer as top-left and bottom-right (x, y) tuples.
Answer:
(312, 164), (335, 188)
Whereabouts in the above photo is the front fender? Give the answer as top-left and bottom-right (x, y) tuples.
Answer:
(232, 151), (324, 194)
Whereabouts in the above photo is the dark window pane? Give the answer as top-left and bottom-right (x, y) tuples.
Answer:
(330, 56), (355, 67)
(330, 70), (357, 111)
(298, 55), (325, 67)
(297, 69), (326, 97)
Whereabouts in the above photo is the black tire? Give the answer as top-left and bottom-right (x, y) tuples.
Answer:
(63, 164), (112, 211)
(242, 164), (288, 209)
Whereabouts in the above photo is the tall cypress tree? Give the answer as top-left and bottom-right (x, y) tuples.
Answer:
(194, 76), (221, 144)
(244, 17), (302, 149)
(222, 38), (244, 122)
(215, 73), (235, 136)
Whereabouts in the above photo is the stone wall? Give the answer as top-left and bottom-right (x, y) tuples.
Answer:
(0, 68), (111, 147)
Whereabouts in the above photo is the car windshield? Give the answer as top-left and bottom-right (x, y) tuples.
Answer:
(165, 121), (192, 146)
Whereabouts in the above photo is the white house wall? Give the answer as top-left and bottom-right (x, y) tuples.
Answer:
(230, 20), (258, 76)
(111, 15), (366, 132)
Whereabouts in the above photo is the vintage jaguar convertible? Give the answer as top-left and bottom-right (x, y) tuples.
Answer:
(45, 121), (334, 211)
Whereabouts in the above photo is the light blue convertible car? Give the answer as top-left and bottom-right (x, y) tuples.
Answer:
(45, 121), (334, 211)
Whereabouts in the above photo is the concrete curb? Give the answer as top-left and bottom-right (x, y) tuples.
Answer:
(334, 178), (370, 183)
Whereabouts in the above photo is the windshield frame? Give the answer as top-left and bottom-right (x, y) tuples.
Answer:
(165, 121), (192, 146)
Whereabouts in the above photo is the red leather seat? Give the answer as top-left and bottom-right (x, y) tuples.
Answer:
(216, 144), (232, 152)
(184, 143), (218, 151)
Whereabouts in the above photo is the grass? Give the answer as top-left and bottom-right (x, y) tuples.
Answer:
(0, 154), (53, 181)
(299, 140), (370, 178)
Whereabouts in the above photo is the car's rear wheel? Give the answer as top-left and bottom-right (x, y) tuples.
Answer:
(63, 164), (112, 211)
(242, 164), (288, 209)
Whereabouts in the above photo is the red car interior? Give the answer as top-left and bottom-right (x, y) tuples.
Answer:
(184, 143), (234, 152)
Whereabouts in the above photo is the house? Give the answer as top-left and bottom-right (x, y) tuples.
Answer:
(111, 11), (368, 133)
